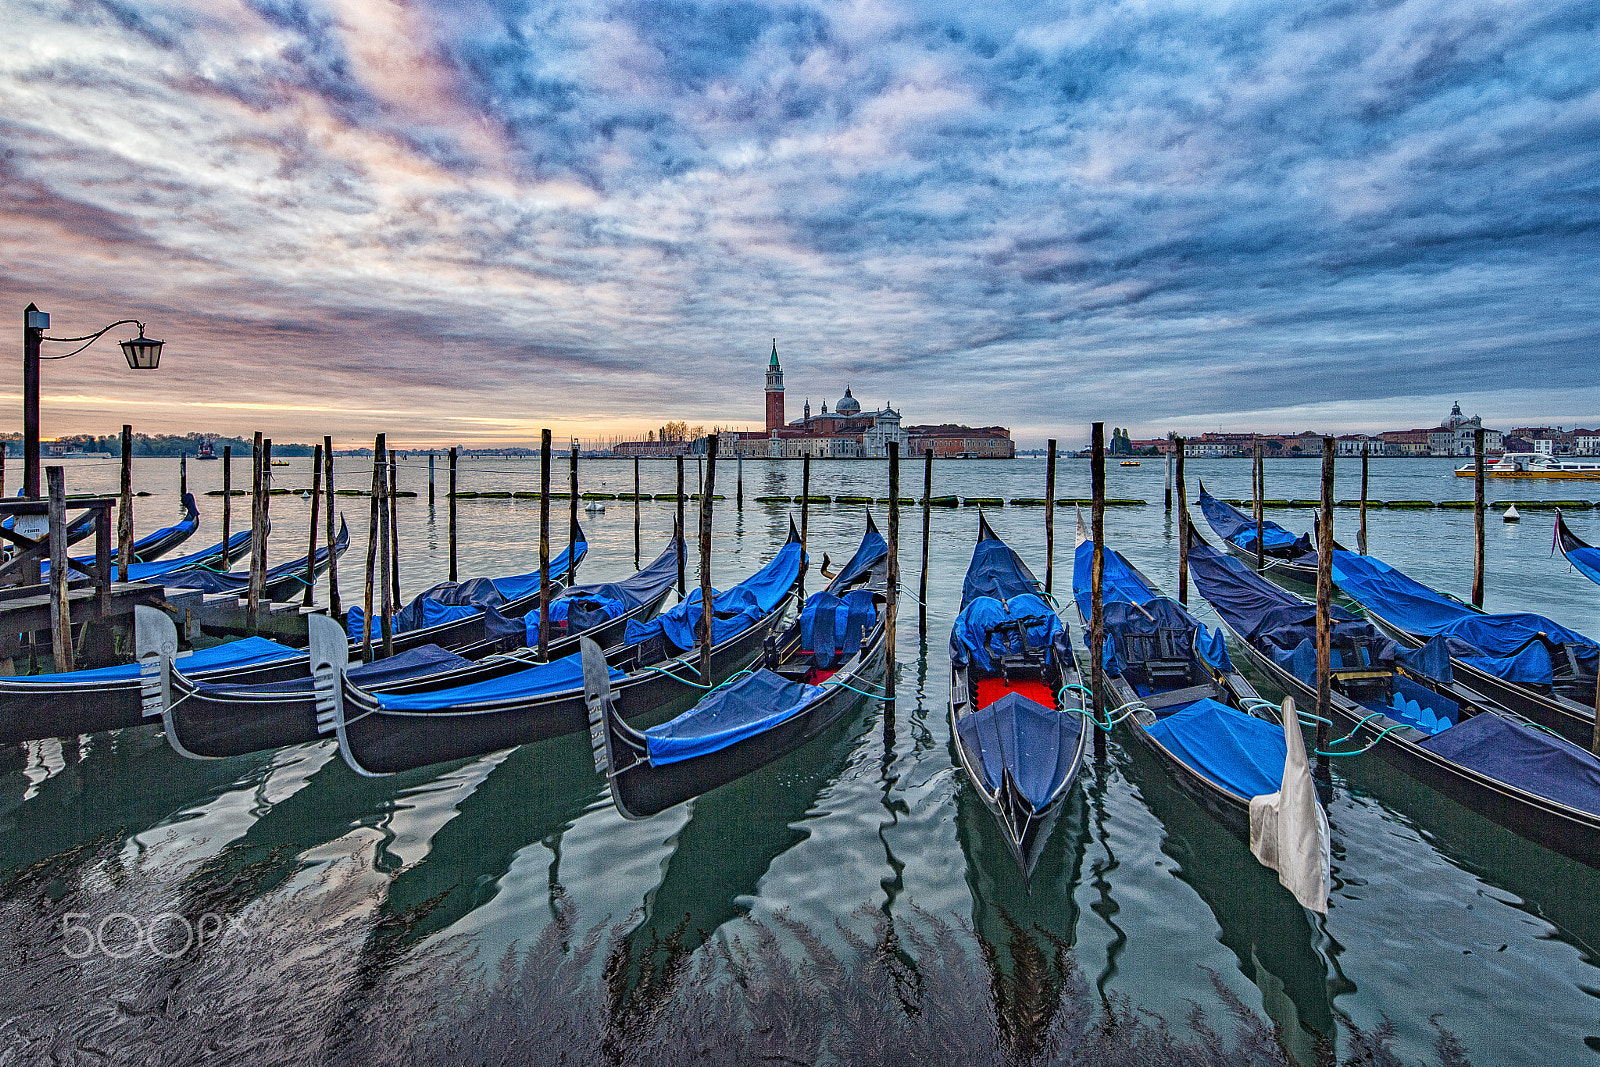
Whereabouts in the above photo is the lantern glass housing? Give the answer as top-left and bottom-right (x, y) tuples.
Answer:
(120, 330), (162, 370)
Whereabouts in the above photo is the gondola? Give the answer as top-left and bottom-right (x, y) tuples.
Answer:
(344, 526), (588, 656)
(141, 526), (685, 760)
(162, 517), (351, 603)
(313, 521), (806, 776)
(40, 492), (204, 579)
(1196, 482), (1319, 586)
(2, 621), (308, 744)
(1555, 509), (1600, 589)
(1071, 514), (1331, 910)
(948, 512), (1090, 879)
(1330, 547), (1596, 745)
(1186, 523), (1600, 870)
(587, 513), (888, 818)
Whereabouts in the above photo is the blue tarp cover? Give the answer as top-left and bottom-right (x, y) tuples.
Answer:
(802, 588), (878, 669)
(1198, 487), (1313, 559)
(955, 690), (1084, 808)
(346, 537), (587, 642)
(624, 541), (803, 652)
(960, 529), (1042, 608)
(1188, 540), (1398, 681)
(165, 521), (345, 594)
(196, 644), (471, 696)
(951, 593), (1064, 672)
(827, 521), (888, 592)
(373, 651), (623, 711)
(1420, 710), (1600, 815)
(1332, 550), (1596, 686)
(4, 636), (300, 684)
(1144, 698), (1286, 800)
(60, 492), (200, 571)
(644, 668), (825, 765)
(528, 533), (684, 640)
(1073, 537), (1235, 676)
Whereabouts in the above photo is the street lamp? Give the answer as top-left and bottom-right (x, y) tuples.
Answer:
(22, 303), (164, 498)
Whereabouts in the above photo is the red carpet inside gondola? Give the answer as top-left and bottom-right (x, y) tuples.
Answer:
(974, 676), (1056, 711)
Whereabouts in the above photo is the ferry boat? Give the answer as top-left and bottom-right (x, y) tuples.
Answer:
(1455, 452), (1600, 480)
(1119, 460), (1140, 467)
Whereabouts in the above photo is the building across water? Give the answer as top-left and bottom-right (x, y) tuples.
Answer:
(722, 342), (1013, 459)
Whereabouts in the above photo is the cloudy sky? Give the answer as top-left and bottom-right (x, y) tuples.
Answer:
(2, 0), (1596, 447)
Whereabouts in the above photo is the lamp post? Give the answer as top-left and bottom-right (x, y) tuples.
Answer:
(22, 303), (163, 499)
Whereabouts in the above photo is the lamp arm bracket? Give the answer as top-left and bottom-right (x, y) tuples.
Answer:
(38, 319), (145, 360)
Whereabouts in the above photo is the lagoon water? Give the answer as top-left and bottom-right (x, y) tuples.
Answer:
(4, 453), (1598, 1064)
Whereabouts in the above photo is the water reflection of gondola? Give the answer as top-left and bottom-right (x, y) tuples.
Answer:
(0, 727), (279, 877)
(621, 696), (875, 965)
(1120, 737), (1343, 1062)
(952, 743), (1090, 957)
(1333, 755), (1600, 956)
(378, 731), (604, 940)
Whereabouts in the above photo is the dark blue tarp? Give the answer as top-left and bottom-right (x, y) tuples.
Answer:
(1188, 539), (1399, 683)
(960, 527), (1042, 608)
(1420, 711), (1600, 816)
(4, 635), (300, 684)
(827, 520), (888, 592)
(802, 588), (878, 669)
(1332, 550), (1596, 687)
(164, 519), (345, 595)
(624, 541), (803, 652)
(120, 531), (254, 583)
(951, 593), (1064, 672)
(196, 644), (470, 696)
(374, 651), (623, 711)
(347, 538), (587, 642)
(1144, 698), (1286, 800)
(528, 533), (684, 641)
(955, 691), (1084, 808)
(644, 668), (825, 765)
(1073, 538), (1235, 676)
(1198, 487), (1313, 559)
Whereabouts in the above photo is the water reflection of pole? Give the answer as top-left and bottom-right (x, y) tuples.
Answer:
(885, 443), (899, 734)
(1085, 746), (1126, 999)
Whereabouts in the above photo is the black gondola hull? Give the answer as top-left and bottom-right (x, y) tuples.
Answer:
(607, 620), (886, 819)
(1228, 617), (1600, 870)
(166, 585), (669, 759)
(335, 594), (793, 775)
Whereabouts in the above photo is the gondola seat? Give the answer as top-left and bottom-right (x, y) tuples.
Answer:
(801, 588), (878, 669)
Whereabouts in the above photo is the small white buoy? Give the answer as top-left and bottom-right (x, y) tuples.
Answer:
(1503, 504), (1520, 523)
(301, 490), (312, 501)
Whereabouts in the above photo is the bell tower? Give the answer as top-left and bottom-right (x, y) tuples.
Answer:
(765, 339), (785, 432)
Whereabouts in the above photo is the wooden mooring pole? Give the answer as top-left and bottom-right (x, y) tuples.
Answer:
(698, 435), (718, 677)
(361, 436), (382, 662)
(1090, 424), (1106, 761)
(47, 466), (72, 674)
(800, 455), (811, 600)
(304, 444), (323, 607)
(324, 438), (339, 616)
(447, 447), (458, 582)
(180, 451), (187, 499)
(221, 445), (232, 570)
(1044, 439), (1057, 595)
(634, 455), (641, 568)
(1254, 442), (1265, 572)
(886, 443), (899, 706)
(1176, 437), (1188, 607)
(375, 438), (393, 659)
(919, 448), (932, 638)
(118, 425), (132, 583)
(388, 451), (400, 608)
(1165, 434), (1174, 511)
(1473, 427), (1485, 608)
(676, 456), (687, 596)
(569, 442), (579, 582)
(428, 452), (435, 508)
(248, 433), (265, 632)
(1315, 438), (1335, 778)
(737, 455), (743, 510)
(1359, 443), (1370, 556)
(538, 430), (551, 659)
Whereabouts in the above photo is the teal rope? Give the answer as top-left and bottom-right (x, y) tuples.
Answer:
(824, 679), (889, 700)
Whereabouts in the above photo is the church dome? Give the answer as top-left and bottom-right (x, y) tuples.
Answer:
(836, 386), (861, 416)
